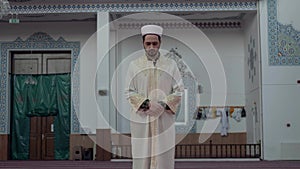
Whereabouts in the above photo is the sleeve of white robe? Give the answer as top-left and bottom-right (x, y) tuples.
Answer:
(125, 62), (148, 112)
(163, 60), (184, 114)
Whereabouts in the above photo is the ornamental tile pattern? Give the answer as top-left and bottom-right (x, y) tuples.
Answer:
(0, 32), (81, 134)
(268, 0), (300, 65)
(165, 49), (197, 133)
(118, 21), (242, 30)
(10, 1), (257, 14)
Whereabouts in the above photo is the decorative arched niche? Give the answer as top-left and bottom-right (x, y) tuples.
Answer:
(0, 32), (81, 134)
(165, 48), (198, 133)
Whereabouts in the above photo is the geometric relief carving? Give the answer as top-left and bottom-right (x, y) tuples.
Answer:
(268, 0), (300, 65)
(248, 35), (257, 83)
(0, 32), (81, 134)
(278, 23), (300, 62)
(118, 21), (242, 30)
(10, 1), (257, 14)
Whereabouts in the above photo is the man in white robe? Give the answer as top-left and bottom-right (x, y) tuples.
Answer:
(125, 25), (184, 169)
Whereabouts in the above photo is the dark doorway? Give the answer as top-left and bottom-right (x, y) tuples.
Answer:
(10, 51), (71, 160)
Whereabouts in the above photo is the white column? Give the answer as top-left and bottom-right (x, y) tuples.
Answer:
(97, 12), (110, 129)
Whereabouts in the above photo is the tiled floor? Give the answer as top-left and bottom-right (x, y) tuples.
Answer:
(1, 160), (300, 169)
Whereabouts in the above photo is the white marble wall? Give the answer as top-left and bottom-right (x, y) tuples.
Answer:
(260, 0), (300, 160)
(243, 13), (261, 144)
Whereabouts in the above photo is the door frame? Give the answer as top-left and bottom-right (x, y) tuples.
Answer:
(0, 32), (80, 159)
(9, 50), (72, 160)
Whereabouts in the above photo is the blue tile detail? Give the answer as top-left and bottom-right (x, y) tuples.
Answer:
(0, 32), (81, 134)
(268, 0), (300, 65)
(9, 1), (257, 14)
(165, 50), (197, 133)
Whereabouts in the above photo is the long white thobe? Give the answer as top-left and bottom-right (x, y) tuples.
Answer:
(125, 55), (184, 169)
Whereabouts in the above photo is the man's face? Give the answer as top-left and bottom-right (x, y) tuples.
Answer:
(143, 34), (160, 58)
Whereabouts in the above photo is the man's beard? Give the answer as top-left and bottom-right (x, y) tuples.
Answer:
(146, 48), (158, 58)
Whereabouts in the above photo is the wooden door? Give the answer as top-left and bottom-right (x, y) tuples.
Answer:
(42, 116), (55, 160)
(29, 116), (55, 160)
(12, 52), (71, 160)
(29, 117), (42, 160)
(43, 53), (71, 74)
(12, 53), (42, 75)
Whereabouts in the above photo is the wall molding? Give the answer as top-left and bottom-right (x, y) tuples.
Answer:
(9, 1), (257, 14)
(118, 20), (242, 30)
(0, 32), (81, 134)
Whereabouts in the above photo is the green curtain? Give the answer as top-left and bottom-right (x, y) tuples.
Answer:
(54, 74), (71, 159)
(11, 75), (31, 160)
(11, 74), (71, 160)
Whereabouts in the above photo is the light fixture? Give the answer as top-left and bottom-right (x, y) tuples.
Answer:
(0, 0), (11, 19)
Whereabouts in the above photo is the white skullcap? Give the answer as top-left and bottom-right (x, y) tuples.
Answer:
(141, 25), (163, 37)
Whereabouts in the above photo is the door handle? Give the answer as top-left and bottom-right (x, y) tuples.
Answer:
(51, 124), (54, 132)
(42, 134), (44, 140)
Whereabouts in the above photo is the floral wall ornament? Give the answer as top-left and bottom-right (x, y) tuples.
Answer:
(278, 23), (300, 59)
(8, 1), (257, 14)
(0, 0), (10, 19)
(164, 48), (197, 133)
(248, 35), (257, 83)
(268, 0), (300, 65)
